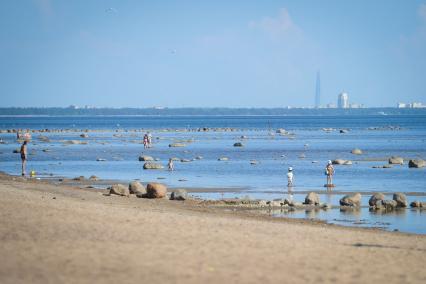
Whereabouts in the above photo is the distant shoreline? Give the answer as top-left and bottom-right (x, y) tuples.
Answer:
(1, 107), (426, 116)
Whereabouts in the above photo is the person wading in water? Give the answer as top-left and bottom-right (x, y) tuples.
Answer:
(20, 140), (28, 176)
(325, 160), (334, 187)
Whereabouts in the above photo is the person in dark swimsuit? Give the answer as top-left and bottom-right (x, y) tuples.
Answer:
(20, 141), (28, 176)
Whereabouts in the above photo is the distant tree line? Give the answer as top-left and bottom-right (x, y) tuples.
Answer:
(0, 107), (425, 116)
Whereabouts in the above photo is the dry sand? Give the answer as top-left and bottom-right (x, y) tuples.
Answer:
(1, 174), (425, 284)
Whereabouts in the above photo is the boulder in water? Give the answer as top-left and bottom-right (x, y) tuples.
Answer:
(408, 159), (426, 168)
(340, 193), (361, 207)
(332, 159), (352, 165)
(139, 155), (154, 161)
(388, 156), (403, 165)
(233, 142), (244, 147)
(393, 192), (408, 208)
(143, 162), (164, 170)
(369, 193), (385, 206)
(304, 192), (320, 205)
(169, 143), (186, 147)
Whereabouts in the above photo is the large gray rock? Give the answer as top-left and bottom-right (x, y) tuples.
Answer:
(170, 189), (188, 201)
(332, 159), (352, 165)
(146, 183), (167, 198)
(351, 148), (363, 155)
(408, 159), (426, 168)
(369, 193), (385, 207)
(381, 200), (398, 210)
(129, 181), (146, 194)
(109, 184), (130, 197)
(393, 193), (408, 208)
(304, 192), (320, 205)
(143, 162), (164, 170)
(139, 155), (154, 162)
(340, 193), (361, 207)
(388, 156), (403, 165)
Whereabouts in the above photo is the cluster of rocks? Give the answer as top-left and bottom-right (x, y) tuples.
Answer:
(368, 193), (408, 210)
(107, 181), (189, 201)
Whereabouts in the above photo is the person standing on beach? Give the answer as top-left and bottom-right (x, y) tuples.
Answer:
(287, 167), (294, 187)
(20, 140), (28, 176)
(325, 160), (334, 186)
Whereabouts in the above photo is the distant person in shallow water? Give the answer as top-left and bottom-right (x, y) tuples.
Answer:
(168, 158), (174, 171)
(143, 134), (148, 149)
(20, 140), (28, 176)
(325, 160), (334, 186)
(287, 167), (294, 187)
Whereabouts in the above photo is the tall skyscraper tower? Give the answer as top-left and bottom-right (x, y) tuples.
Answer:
(315, 71), (320, 108)
(338, 92), (349, 108)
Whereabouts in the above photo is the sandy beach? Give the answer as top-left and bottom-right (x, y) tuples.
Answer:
(0, 173), (425, 284)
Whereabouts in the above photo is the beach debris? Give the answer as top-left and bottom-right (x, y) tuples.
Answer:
(146, 183), (167, 198)
(408, 159), (426, 168)
(108, 184), (130, 197)
(80, 133), (89, 138)
(180, 159), (191, 163)
(169, 143), (186, 147)
(340, 193), (361, 207)
(388, 156), (404, 165)
(393, 193), (408, 208)
(351, 148), (363, 155)
(250, 160), (259, 165)
(143, 162), (164, 170)
(233, 142), (244, 147)
(304, 192), (320, 205)
(129, 181), (146, 195)
(218, 157), (229, 161)
(369, 193), (385, 207)
(96, 158), (106, 162)
(170, 189), (188, 201)
(332, 159), (352, 165)
(139, 155), (154, 162)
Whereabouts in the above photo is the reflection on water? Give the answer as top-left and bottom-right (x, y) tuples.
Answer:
(272, 205), (426, 234)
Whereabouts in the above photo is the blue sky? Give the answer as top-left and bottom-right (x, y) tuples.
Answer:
(1, 0), (426, 107)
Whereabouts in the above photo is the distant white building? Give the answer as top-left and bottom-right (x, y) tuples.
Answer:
(397, 102), (426, 108)
(338, 92), (349, 109)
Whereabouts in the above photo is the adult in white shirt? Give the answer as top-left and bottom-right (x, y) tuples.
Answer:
(287, 167), (294, 187)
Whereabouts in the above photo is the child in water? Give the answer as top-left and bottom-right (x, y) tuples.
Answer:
(287, 167), (294, 187)
(168, 158), (174, 171)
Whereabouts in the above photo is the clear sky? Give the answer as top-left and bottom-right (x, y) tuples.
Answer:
(1, 0), (426, 108)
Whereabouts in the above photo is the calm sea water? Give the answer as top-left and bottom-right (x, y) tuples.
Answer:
(1, 115), (425, 233)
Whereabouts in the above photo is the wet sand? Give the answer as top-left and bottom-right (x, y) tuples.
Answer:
(1, 173), (426, 284)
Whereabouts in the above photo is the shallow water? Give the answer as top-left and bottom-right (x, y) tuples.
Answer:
(0, 115), (425, 233)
